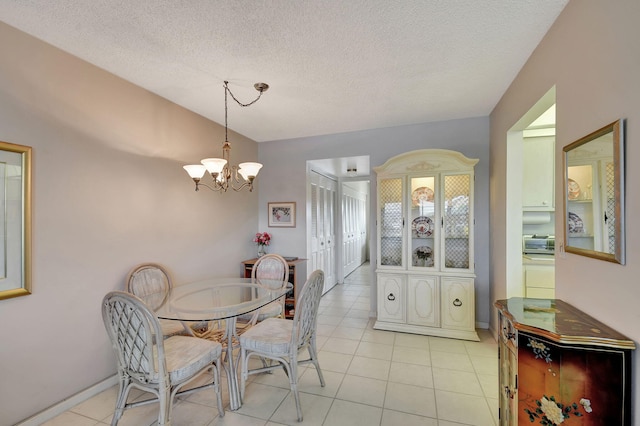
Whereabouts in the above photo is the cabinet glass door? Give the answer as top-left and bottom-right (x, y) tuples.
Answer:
(410, 176), (436, 268)
(443, 173), (472, 270)
(379, 178), (403, 266)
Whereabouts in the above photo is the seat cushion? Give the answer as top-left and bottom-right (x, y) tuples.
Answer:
(161, 336), (222, 384)
(238, 303), (283, 323)
(239, 317), (292, 355)
(160, 319), (188, 337)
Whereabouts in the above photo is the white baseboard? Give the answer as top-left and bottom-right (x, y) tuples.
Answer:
(17, 375), (117, 426)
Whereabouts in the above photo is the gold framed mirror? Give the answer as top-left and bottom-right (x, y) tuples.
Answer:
(0, 141), (32, 300)
(563, 119), (624, 264)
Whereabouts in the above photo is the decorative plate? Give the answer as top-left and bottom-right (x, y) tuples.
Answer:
(568, 212), (584, 234)
(412, 186), (435, 206)
(412, 216), (434, 237)
(412, 246), (434, 267)
(567, 178), (581, 200)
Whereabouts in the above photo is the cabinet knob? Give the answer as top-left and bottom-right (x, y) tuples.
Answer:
(387, 293), (396, 301)
(452, 298), (462, 307)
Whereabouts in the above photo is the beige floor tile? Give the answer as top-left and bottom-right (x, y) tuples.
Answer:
(428, 336), (468, 353)
(435, 390), (496, 426)
(392, 346), (431, 366)
(235, 382), (289, 420)
(335, 375), (387, 407)
(322, 337), (359, 355)
(430, 350), (474, 372)
(394, 333), (430, 350)
(470, 355), (498, 376)
(317, 351), (353, 373)
(170, 400), (223, 426)
(41, 411), (102, 426)
(298, 369), (343, 398)
(269, 392), (333, 425)
(432, 367), (484, 396)
(355, 341), (393, 360)
(323, 399), (382, 426)
(388, 362), (433, 388)
(210, 411), (269, 425)
(346, 356), (390, 380)
(69, 386), (119, 421)
(339, 317), (369, 329)
(316, 315), (343, 326)
(478, 374), (499, 399)
(384, 381), (437, 417)
(331, 326), (365, 340)
(361, 329), (396, 345)
(381, 409), (437, 426)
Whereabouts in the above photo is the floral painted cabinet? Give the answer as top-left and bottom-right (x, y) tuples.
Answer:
(496, 298), (634, 426)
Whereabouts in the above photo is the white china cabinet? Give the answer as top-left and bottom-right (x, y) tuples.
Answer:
(374, 149), (479, 341)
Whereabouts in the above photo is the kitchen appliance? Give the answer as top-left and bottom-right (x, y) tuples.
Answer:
(522, 235), (555, 255)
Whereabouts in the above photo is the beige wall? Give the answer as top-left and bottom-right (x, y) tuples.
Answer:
(0, 22), (260, 425)
(490, 0), (640, 419)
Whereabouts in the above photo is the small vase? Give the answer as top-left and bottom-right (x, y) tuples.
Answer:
(257, 246), (266, 257)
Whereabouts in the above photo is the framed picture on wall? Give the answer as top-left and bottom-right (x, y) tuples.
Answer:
(268, 202), (296, 227)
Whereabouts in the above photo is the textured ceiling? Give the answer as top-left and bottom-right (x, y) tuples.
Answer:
(0, 1), (568, 142)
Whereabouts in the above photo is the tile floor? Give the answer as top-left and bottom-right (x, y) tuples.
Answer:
(42, 263), (499, 426)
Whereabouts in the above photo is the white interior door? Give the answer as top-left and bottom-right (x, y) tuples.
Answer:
(343, 183), (368, 277)
(309, 171), (337, 293)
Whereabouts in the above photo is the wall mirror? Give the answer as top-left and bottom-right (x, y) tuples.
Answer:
(0, 141), (32, 300)
(563, 119), (624, 264)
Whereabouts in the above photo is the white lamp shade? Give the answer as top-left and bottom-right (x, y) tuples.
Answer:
(201, 158), (227, 174)
(238, 162), (263, 179)
(183, 164), (206, 179)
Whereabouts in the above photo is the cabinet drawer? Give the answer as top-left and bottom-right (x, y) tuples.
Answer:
(526, 287), (555, 299)
(524, 266), (555, 288)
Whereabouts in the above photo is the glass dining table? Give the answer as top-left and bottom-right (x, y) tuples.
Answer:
(139, 277), (291, 411)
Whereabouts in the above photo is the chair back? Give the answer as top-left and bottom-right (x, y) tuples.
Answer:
(102, 291), (167, 384)
(126, 263), (172, 310)
(291, 270), (324, 350)
(251, 254), (289, 290)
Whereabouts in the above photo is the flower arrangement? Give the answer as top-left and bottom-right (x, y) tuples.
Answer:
(253, 232), (271, 246)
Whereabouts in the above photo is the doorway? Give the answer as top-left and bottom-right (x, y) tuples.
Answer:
(506, 87), (556, 298)
(307, 156), (370, 293)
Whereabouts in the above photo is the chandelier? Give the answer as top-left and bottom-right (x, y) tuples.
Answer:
(183, 80), (268, 192)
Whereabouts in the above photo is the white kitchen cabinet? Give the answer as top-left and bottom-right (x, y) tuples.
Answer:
(522, 136), (555, 211)
(523, 264), (555, 299)
(374, 149), (479, 341)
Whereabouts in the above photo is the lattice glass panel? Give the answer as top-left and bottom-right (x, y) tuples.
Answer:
(380, 178), (403, 266)
(606, 161), (615, 253)
(444, 174), (470, 269)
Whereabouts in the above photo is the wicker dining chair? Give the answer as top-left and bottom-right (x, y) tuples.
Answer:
(126, 263), (191, 338)
(241, 254), (290, 326)
(102, 291), (224, 425)
(239, 270), (325, 422)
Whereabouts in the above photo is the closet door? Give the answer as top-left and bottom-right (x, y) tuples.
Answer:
(343, 184), (367, 277)
(309, 171), (337, 293)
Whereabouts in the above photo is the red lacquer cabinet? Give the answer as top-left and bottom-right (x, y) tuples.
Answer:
(495, 298), (634, 426)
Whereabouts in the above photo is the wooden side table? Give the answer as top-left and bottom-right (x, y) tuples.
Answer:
(242, 258), (307, 318)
